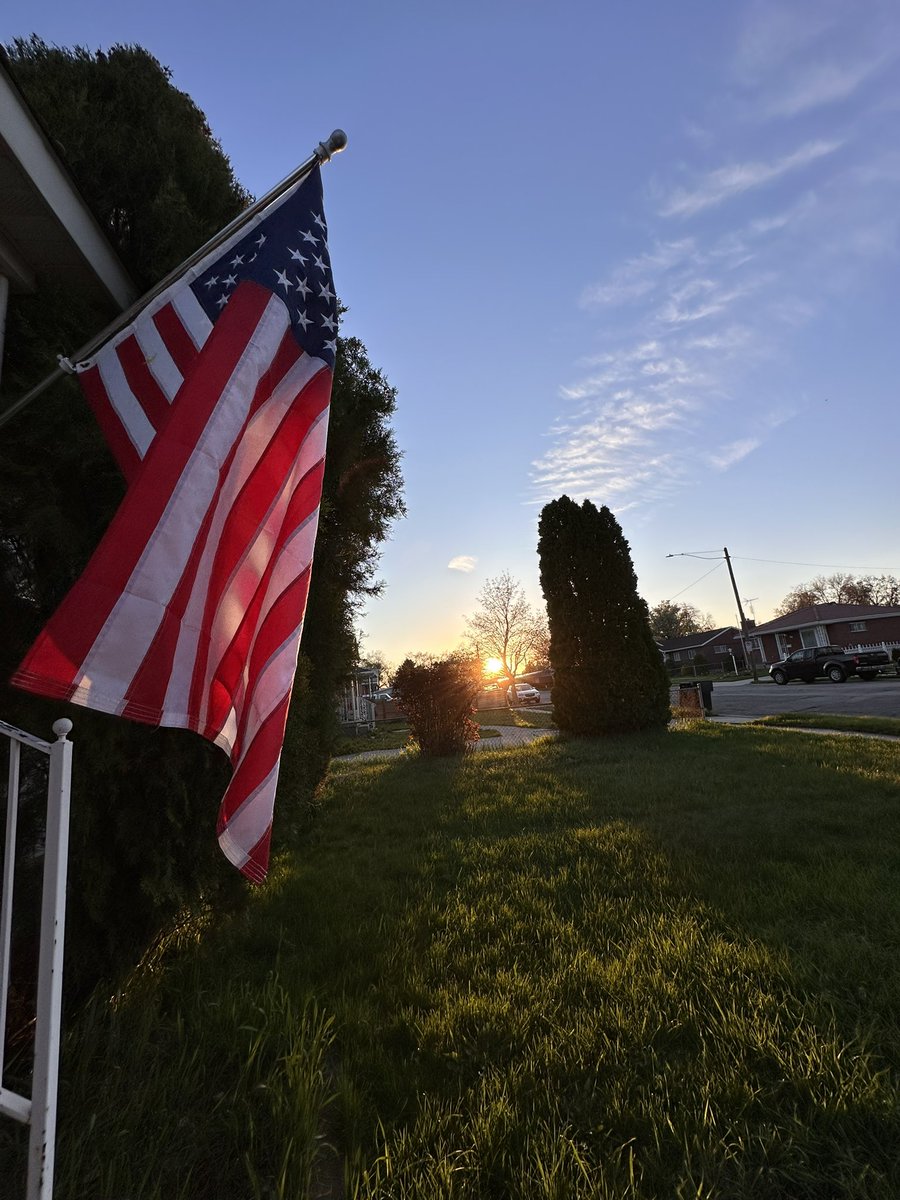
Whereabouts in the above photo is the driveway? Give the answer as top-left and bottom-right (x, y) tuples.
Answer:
(707, 676), (900, 721)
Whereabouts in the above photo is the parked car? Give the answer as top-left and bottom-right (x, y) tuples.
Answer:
(508, 682), (541, 705)
(768, 645), (890, 685)
(367, 689), (394, 702)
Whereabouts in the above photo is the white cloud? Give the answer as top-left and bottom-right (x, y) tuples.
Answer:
(734, 1), (838, 82)
(659, 139), (842, 218)
(447, 555), (477, 573)
(707, 438), (761, 471)
(535, 9), (900, 522)
(684, 325), (753, 352)
(763, 54), (892, 117)
(581, 239), (696, 305)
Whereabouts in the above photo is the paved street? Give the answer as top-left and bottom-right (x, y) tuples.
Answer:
(706, 676), (900, 721)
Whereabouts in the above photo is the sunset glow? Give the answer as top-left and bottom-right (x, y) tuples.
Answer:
(484, 657), (503, 674)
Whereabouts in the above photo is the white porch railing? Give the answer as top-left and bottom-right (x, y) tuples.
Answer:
(1, 718), (73, 1200)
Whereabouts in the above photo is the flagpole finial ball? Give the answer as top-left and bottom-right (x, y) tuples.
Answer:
(317, 130), (348, 161)
(52, 718), (73, 740)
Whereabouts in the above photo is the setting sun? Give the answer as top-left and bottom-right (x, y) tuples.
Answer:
(484, 657), (503, 674)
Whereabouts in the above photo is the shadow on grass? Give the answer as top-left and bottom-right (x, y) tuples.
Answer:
(6, 728), (899, 1198)
(310, 730), (900, 1197)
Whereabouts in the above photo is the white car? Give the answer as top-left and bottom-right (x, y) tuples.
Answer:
(508, 683), (541, 705)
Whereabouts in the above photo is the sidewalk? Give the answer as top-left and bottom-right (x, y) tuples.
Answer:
(337, 722), (558, 763)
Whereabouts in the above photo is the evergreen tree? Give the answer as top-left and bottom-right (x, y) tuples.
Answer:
(0, 43), (403, 989)
(537, 496), (670, 735)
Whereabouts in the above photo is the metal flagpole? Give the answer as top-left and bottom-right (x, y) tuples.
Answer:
(0, 129), (347, 432)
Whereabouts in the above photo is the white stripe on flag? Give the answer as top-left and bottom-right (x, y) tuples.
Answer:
(96, 348), (157, 458)
(161, 360), (327, 724)
(170, 288), (213, 351)
(133, 317), (184, 402)
(193, 409), (329, 735)
(210, 509), (322, 752)
(73, 297), (292, 708)
(217, 760), (281, 872)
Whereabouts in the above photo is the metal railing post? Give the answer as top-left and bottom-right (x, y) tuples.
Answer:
(26, 719), (73, 1200)
(0, 738), (22, 1083)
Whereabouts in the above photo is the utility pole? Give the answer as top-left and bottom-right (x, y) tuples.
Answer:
(724, 547), (759, 682)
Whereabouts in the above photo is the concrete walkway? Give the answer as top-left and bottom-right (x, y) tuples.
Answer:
(336, 722), (558, 763)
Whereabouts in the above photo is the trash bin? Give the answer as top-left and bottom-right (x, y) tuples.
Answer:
(677, 681), (713, 715)
(677, 681), (703, 714)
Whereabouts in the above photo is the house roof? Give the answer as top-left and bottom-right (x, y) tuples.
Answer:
(657, 627), (740, 653)
(753, 603), (900, 635)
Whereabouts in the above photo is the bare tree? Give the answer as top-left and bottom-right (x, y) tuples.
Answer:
(464, 572), (547, 701)
(647, 601), (716, 640)
(775, 573), (900, 615)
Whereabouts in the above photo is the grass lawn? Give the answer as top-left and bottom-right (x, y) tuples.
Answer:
(754, 712), (900, 738)
(3, 724), (900, 1198)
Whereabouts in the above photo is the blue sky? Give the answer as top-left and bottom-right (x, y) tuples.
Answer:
(5, 1), (900, 665)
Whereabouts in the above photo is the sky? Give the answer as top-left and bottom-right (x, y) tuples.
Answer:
(5, 1), (900, 666)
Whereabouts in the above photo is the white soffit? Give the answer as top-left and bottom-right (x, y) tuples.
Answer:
(0, 64), (135, 309)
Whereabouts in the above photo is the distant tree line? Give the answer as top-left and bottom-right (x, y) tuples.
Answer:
(0, 40), (403, 991)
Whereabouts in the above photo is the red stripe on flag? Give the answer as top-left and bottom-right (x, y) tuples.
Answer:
(217, 689), (291, 828)
(117, 336), (171, 432)
(153, 302), (201, 377)
(118, 329), (307, 723)
(12, 283), (276, 703)
(188, 370), (332, 726)
(207, 555), (314, 750)
(79, 364), (142, 482)
(227, 566), (314, 762)
(215, 465), (326, 751)
(199, 454), (323, 743)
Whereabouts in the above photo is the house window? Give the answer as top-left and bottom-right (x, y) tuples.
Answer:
(849, 621), (867, 632)
(713, 645), (728, 653)
(671, 651), (681, 662)
(800, 626), (827, 648)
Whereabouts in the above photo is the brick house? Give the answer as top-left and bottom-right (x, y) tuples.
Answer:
(752, 603), (900, 663)
(658, 627), (749, 672)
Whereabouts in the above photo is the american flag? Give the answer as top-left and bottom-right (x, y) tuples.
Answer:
(13, 164), (337, 882)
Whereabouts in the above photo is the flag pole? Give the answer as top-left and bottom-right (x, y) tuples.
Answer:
(0, 129), (347, 432)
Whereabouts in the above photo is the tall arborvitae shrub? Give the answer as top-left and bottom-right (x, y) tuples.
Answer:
(537, 496), (670, 735)
(392, 656), (481, 756)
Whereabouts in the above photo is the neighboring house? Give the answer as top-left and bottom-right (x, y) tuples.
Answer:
(0, 53), (136, 389)
(752, 604), (900, 664)
(657, 626), (751, 672)
(336, 667), (380, 728)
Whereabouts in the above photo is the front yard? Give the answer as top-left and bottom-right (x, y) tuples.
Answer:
(3, 724), (899, 1198)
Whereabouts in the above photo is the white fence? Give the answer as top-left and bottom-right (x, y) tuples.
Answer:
(1, 718), (73, 1200)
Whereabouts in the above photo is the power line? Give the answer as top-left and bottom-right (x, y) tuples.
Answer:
(733, 556), (900, 571)
(665, 560), (724, 603)
(669, 552), (900, 572)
